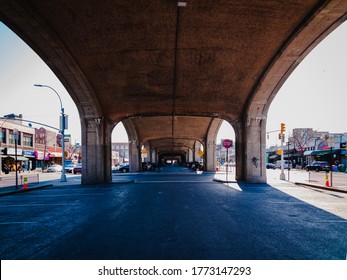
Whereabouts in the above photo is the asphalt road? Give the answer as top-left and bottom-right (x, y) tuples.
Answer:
(0, 166), (346, 260)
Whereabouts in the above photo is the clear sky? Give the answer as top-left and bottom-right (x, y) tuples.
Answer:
(0, 20), (346, 146)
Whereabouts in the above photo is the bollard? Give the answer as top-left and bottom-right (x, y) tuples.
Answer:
(23, 177), (28, 189)
(325, 172), (330, 187)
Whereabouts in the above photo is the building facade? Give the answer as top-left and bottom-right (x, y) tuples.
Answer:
(112, 142), (129, 165)
(266, 128), (347, 170)
(1, 118), (35, 173)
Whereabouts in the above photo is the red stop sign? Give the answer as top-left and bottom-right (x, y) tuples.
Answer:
(222, 139), (233, 149)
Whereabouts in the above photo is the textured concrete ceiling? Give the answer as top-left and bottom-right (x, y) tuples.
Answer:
(0, 0), (346, 154)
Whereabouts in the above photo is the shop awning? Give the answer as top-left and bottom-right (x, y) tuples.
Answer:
(269, 154), (278, 159)
(310, 149), (346, 156)
(49, 152), (62, 158)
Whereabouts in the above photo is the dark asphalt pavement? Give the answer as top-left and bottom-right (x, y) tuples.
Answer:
(0, 166), (346, 260)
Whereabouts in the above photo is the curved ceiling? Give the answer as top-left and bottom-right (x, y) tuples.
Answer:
(0, 0), (346, 154)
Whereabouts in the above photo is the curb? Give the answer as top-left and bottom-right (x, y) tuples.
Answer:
(213, 178), (237, 184)
(294, 182), (347, 194)
(0, 184), (53, 196)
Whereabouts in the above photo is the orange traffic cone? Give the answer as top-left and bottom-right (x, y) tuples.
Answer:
(325, 172), (330, 187)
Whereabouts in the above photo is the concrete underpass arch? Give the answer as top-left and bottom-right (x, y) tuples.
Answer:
(2, 0), (346, 184)
(235, 3), (347, 183)
(0, 15), (112, 184)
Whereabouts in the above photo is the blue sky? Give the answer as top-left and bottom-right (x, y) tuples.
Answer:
(0, 20), (346, 145)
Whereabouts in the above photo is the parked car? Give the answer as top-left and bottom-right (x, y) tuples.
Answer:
(73, 164), (82, 174)
(266, 163), (276, 169)
(47, 164), (62, 172)
(305, 161), (330, 172)
(275, 160), (292, 169)
(65, 164), (76, 173)
(119, 164), (129, 173)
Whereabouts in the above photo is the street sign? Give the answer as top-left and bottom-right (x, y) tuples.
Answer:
(222, 139), (233, 149)
(198, 150), (204, 156)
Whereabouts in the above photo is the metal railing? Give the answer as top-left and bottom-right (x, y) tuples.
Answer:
(306, 171), (347, 192)
(0, 174), (39, 189)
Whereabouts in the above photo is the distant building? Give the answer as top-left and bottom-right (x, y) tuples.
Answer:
(267, 128), (347, 168)
(1, 116), (35, 172)
(112, 142), (129, 164)
(0, 114), (80, 173)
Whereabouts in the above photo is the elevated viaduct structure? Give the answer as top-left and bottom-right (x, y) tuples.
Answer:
(0, 0), (346, 184)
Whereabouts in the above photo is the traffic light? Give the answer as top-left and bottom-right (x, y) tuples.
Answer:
(323, 134), (329, 141)
(278, 133), (281, 140)
(280, 123), (286, 133)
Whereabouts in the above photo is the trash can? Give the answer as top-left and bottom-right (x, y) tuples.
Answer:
(338, 164), (345, 172)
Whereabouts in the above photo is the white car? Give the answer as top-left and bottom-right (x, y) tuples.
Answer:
(47, 164), (63, 172)
(275, 160), (292, 169)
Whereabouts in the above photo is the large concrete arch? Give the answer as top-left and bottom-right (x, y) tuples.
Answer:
(1, 0), (346, 184)
(237, 0), (347, 183)
(0, 0), (116, 184)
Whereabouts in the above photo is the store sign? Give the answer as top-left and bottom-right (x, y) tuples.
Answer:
(23, 150), (35, 157)
(7, 148), (23, 155)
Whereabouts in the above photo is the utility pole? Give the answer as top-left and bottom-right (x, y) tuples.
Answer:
(280, 123), (286, 180)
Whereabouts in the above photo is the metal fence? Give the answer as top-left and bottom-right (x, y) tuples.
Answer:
(307, 171), (347, 192)
(0, 174), (40, 189)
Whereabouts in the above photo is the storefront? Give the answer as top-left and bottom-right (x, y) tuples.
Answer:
(1, 147), (29, 172)
(23, 150), (36, 171)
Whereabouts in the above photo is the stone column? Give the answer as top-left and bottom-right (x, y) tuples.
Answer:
(205, 118), (222, 171)
(235, 116), (266, 183)
(129, 140), (140, 172)
(193, 141), (201, 162)
(81, 117), (112, 184)
(205, 139), (216, 171)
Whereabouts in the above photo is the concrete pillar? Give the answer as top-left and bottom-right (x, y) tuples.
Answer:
(143, 142), (151, 163)
(129, 140), (141, 172)
(151, 149), (156, 163)
(188, 147), (193, 163)
(205, 118), (222, 171)
(81, 117), (112, 184)
(235, 116), (266, 183)
(205, 140), (216, 171)
(122, 118), (141, 172)
(193, 141), (201, 162)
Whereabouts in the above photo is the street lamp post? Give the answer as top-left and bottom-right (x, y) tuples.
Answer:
(0, 122), (4, 176)
(14, 129), (19, 189)
(34, 84), (67, 182)
(1, 115), (18, 176)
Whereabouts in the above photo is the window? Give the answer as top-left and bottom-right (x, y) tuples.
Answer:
(1, 128), (6, 144)
(9, 130), (21, 145)
(23, 134), (33, 147)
